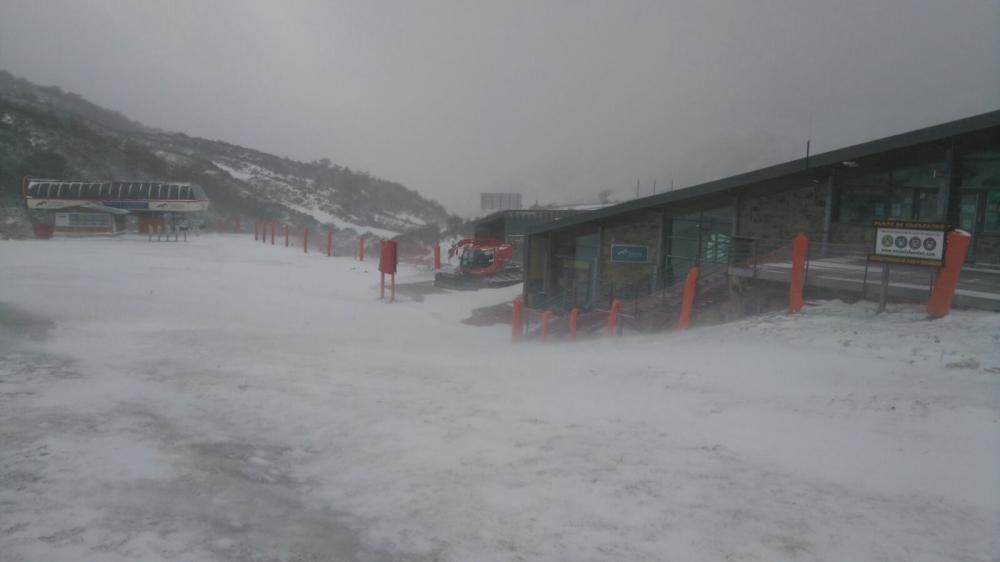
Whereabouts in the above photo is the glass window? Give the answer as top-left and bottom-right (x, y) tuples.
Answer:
(891, 162), (943, 188)
(838, 186), (886, 224)
(68, 213), (110, 226)
(888, 187), (913, 219)
(985, 190), (1000, 234)
(844, 170), (890, 187)
(961, 150), (1000, 190)
(914, 189), (939, 220)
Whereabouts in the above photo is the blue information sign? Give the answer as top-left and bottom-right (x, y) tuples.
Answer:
(610, 244), (649, 263)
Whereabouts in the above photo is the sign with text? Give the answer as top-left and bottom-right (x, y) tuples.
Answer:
(610, 244), (649, 263)
(869, 220), (948, 267)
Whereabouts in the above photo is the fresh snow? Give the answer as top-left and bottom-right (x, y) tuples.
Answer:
(0, 236), (997, 561)
(212, 159), (404, 238)
(281, 200), (400, 239)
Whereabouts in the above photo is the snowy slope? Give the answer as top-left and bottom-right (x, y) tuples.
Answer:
(209, 157), (432, 237)
(0, 236), (997, 561)
(0, 70), (452, 238)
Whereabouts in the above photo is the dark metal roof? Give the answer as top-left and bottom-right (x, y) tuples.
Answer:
(474, 208), (581, 224)
(527, 109), (1000, 235)
(474, 209), (584, 234)
(25, 180), (207, 202)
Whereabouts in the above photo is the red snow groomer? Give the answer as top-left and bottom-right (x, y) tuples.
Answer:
(434, 238), (523, 290)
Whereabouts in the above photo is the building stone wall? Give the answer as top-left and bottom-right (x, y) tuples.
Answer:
(600, 210), (661, 297)
(738, 185), (825, 240)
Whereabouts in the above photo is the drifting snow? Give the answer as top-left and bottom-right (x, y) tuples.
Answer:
(280, 200), (400, 239)
(213, 159), (404, 238)
(0, 236), (997, 561)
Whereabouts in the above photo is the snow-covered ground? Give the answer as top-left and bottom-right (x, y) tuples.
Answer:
(0, 235), (997, 562)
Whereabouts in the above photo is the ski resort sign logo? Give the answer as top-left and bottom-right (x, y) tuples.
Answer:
(611, 244), (649, 263)
(869, 220), (948, 267)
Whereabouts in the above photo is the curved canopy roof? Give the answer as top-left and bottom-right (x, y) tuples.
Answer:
(25, 180), (206, 202)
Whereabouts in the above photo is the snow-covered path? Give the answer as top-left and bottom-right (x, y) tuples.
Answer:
(1, 236), (997, 561)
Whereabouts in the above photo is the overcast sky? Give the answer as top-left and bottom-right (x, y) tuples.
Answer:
(1, 1), (998, 215)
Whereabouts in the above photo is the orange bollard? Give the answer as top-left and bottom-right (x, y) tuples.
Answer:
(607, 298), (621, 336)
(284, 225), (289, 247)
(788, 232), (809, 313)
(677, 266), (700, 330)
(327, 231), (333, 257)
(540, 310), (552, 341)
(927, 230), (972, 318)
(569, 308), (579, 341)
(358, 237), (365, 261)
(512, 297), (524, 343)
(433, 244), (441, 270)
(304, 229), (309, 253)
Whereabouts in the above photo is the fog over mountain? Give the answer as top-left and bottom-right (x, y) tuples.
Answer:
(1, 0), (997, 215)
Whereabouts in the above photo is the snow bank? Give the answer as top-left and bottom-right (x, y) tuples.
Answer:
(0, 235), (996, 561)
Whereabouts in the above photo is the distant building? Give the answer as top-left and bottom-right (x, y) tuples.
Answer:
(472, 209), (583, 265)
(23, 179), (209, 238)
(481, 192), (522, 212)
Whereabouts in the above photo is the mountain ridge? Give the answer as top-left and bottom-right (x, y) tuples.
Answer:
(0, 70), (453, 240)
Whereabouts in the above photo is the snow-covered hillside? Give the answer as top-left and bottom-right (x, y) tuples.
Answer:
(0, 70), (452, 239)
(0, 236), (997, 561)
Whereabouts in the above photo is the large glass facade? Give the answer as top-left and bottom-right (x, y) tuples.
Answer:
(960, 150), (1000, 263)
(662, 206), (733, 286)
(837, 161), (945, 224)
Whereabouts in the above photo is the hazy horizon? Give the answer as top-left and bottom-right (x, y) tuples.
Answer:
(1, 1), (997, 216)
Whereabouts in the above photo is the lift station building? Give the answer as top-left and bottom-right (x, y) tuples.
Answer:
(23, 179), (209, 238)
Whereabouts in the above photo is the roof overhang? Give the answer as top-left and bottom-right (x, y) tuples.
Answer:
(526, 109), (1000, 236)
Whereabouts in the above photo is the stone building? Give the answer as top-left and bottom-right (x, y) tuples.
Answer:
(523, 111), (1000, 312)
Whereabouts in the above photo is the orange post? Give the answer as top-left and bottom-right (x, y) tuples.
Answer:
(569, 308), (579, 341)
(788, 232), (809, 313)
(433, 244), (442, 270)
(358, 237), (365, 261)
(327, 231), (333, 257)
(512, 297), (524, 343)
(927, 230), (972, 318)
(677, 266), (701, 330)
(304, 229), (309, 253)
(540, 310), (552, 341)
(607, 298), (621, 336)
(284, 225), (289, 247)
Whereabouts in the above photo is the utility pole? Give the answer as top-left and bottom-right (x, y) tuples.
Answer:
(805, 139), (811, 169)
(636, 178), (640, 198)
(653, 179), (657, 193)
